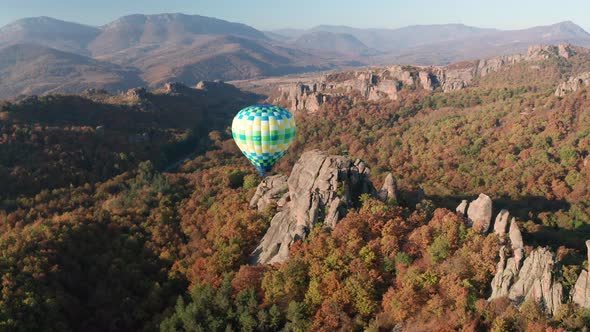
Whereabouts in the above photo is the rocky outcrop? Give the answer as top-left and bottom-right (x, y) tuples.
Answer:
(163, 82), (190, 95)
(125, 87), (147, 100)
(484, 201), (565, 315)
(490, 247), (564, 315)
(250, 150), (376, 264)
(378, 173), (397, 202)
(489, 210), (527, 301)
(466, 194), (492, 233)
(555, 72), (590, 97)
(509, 218), (524, 250)
(571, 240), (590, 308)
(456, 200), (468, 217)
(508, 248), (563, 315)
(249, 175), (289, 212)
(493, 209), (510, 238)
(278, 82), (330, 112)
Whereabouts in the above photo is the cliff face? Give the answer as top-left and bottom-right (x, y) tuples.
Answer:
(277, 44), (582, 112)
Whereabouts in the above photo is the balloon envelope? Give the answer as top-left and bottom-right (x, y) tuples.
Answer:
(231, 104), (296, 176)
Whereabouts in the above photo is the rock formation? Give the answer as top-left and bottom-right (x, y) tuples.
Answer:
(455, 200), (468, 217)
(378, 173), (397, 202)
(163, 82), (190, 95)
(125, 87), (147, 100)
(490, 247), (563, 315)
(508, 248), (563, 315)
(555, 72), (590, 97)
(278, 44), (580, 108)
(493, 209), (510, 238)
(278, 82), (330, 112)
(250, 150), (377, 264)
(571, 240), (590, 308)
(482, 199), (567, 315)
(249, 175), (289, 212)
(509, 218), (524, 250)
(466, 194), (492, 233)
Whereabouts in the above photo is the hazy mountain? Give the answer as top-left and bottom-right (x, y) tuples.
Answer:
(0, 44), (145, 99)
(0, 16), (101, 56)
(265, 28), (307, 40)
(310, 23), (496, 51)
(384, 21), (590, 65)
(88, 13), (268, 56)
(291, 31), (374, 56)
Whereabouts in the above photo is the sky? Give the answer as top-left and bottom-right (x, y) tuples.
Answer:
(1, 0), (589, 32)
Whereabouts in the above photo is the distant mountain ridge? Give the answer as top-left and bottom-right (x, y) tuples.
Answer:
(1, 13), (590, 99)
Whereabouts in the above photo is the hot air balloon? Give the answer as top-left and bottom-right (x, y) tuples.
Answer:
(231, 104), (296, 176)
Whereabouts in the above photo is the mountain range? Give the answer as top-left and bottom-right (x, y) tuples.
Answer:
(1, 13), (590, 99)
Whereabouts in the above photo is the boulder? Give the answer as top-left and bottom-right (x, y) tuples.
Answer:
(378, 173), (397, 202)
(249, 175), (289, 212)
(493, 209), (510, 238)
(250, 150), (376, 264)
(466, 194), (493, 233)
(456, 200), (468, 216)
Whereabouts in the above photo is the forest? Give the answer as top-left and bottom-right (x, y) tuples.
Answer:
(1, 54), (590, 331)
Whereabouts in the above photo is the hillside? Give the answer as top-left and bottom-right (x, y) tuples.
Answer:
(88, 13), (268, 56)
(0, 80), (260, 201)
(100, 34), (338, 87)
(0, 44), (145, 99)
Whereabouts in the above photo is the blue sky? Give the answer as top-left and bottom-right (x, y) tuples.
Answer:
(1, 0), (589, 32)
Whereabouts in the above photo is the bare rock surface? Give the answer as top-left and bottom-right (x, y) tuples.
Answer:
(571, 240), (590, 308)
(250, 150), (376, 264)
(490, 245), (564, 315)
(249, 175), (289, 212)
(493, 209), (510, 238)
(509, 218), (524, 250)
(508, 248), (563, 315)
(378, 173), (397, 202)
(466, 193), (492, 233)
(456, 200), (468, 216)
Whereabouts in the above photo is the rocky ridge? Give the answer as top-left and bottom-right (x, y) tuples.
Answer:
(277, 44), (583, 112)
